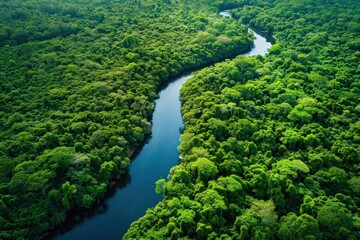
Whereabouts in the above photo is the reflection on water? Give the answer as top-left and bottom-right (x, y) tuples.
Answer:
(47, 10), (273, 240)
(49, 74), (192, 240)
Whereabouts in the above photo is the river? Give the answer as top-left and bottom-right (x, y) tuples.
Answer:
(49, 10), (272, 240)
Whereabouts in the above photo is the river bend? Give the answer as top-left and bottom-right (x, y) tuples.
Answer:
(50, 10), (272, 240)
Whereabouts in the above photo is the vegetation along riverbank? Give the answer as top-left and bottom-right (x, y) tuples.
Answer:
(124, 0), (360, 239)
(0, 0), (254, 239)
(0, 0), (359, 239)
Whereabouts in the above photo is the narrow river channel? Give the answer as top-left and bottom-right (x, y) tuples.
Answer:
(49, 10), (273, 240)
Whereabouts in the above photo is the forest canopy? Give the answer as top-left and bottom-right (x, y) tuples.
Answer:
(0, 0), (253, 239)
(124, 0), (360, 239)
(0, 0), (359, 239)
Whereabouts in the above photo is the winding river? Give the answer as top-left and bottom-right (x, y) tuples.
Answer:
(49, 10), (272, 240)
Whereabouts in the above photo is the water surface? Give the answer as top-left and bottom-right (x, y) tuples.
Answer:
(50, 10), (273, 240)
(51, 74), (192, 240)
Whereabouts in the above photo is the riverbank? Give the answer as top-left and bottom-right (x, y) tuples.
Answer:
(123, 9), (274, 239)
(124, 1), (360, 239)
(46, 9), (272, 240)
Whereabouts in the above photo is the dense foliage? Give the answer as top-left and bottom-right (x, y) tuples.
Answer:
(124, 0), (360, 239)
(0, 0), (254, 239)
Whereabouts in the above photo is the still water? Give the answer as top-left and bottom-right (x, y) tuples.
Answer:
(50, 10), (272, 240)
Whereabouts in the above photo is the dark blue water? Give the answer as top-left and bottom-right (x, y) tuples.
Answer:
(51, 74), (192, 240)
(50, 10), (272, 240)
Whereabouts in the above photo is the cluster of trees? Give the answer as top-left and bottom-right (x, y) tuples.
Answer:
(0, 0), (254, 239)
(124, 0), (360, 239)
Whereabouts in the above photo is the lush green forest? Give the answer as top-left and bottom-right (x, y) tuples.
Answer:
(124, 0), (360, 239)
(0, 0), (254, 239)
